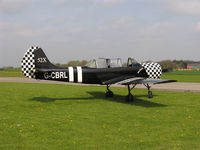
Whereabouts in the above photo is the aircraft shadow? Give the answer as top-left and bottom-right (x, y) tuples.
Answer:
(87, 91), (167, 108)
(30, 91), (167, 108)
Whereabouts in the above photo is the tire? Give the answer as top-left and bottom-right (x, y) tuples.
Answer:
(105, 91), (114, 97)
(148, 91), (153, 98)
(125, 94), (134, 102)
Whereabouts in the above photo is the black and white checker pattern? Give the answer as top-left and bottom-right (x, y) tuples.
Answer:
(142, 62), (162, 79)
(21, 47), (38, 78)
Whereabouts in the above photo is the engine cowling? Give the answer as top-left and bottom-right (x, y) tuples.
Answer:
(141, 62), (162, 79)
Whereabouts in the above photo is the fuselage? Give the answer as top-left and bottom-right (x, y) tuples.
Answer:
(21, 47), (162, 83)
(35, 66), (148, 84)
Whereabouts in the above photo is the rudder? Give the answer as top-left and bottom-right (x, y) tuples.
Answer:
(21, 47), (37, 78)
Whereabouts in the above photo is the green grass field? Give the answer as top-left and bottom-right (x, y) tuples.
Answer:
(0, 82), (200, 150)
(162, 70), (200, 83)
(0, 68), (23, 78)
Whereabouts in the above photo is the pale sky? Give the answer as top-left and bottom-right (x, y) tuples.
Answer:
(0, 0), (200, 67)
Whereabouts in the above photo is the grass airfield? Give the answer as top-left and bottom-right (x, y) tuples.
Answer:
(0, 68), (24, 78)
(0, 82), (200, 150)
(162, 70), (200, 83)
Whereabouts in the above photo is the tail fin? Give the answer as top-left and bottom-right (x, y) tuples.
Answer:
(21, 46), (57, 78)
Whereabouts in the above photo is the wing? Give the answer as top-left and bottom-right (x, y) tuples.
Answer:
(102, 76), (145, 85)
(135, 79), (177, 85)
(103, 76), (176, 85)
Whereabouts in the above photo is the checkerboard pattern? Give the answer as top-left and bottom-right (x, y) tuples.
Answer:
(21, 47), (38, 78)
(142, 62), (162, 79)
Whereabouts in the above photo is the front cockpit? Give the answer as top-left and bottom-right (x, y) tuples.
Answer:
(127, 57), (142, 67)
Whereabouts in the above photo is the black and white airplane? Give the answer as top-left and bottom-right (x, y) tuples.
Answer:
(21, 47), (176, 101)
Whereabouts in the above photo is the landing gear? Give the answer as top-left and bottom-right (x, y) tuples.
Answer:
(144, 84), (153, 98)
(125, 84), (136, 102)
(125, 94), (133, 102)
(105, 84), (137, 102)
(148, 91), (153, 98)
(105, 85), (114, 97)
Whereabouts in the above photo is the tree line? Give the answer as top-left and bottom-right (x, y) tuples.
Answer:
(54, 60), (88, 67)
(157, 60), (200, 72)
(1, 60), (199, 72)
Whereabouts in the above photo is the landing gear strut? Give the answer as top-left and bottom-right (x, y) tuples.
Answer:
(144, 84), (153, 98)
(105, 85), (114, 97)
(125, 84), (136, 102)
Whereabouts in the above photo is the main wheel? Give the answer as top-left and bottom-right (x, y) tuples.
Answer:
(148, 91), (153, 98)
(105, 91), (114, 97)
(125, 94), (134, 102)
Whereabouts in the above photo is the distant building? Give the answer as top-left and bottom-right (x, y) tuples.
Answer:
(187, 63), (200, 70)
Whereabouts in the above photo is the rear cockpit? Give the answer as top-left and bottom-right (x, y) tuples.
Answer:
(86, 58), (122, 68)
(85, 57), (141, 68)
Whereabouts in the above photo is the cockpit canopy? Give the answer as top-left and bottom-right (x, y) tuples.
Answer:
(127, 57), (141, 67)
(86, 58), (122, 68)
(85, 57), (141, 68)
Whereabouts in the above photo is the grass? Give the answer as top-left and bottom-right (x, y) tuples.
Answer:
(0, 82), (200, 150)
(0, 68), (21, 72)
(162, 70), (200, 83)
(0, 72), (24, 77)
(0, 68), (23, 77)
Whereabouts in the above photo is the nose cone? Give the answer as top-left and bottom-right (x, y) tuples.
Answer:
(142, 62), (162, 79)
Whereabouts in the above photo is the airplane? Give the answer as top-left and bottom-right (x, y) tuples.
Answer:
(21, 46), (176, 102)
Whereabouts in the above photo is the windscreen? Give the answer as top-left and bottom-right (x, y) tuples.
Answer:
(127, 58), (141, 67)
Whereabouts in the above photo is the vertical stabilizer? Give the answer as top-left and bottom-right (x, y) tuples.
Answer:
(21, 46), (57, 78)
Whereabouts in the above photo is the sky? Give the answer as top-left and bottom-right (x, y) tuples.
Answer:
(0, 0), (200, 67)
